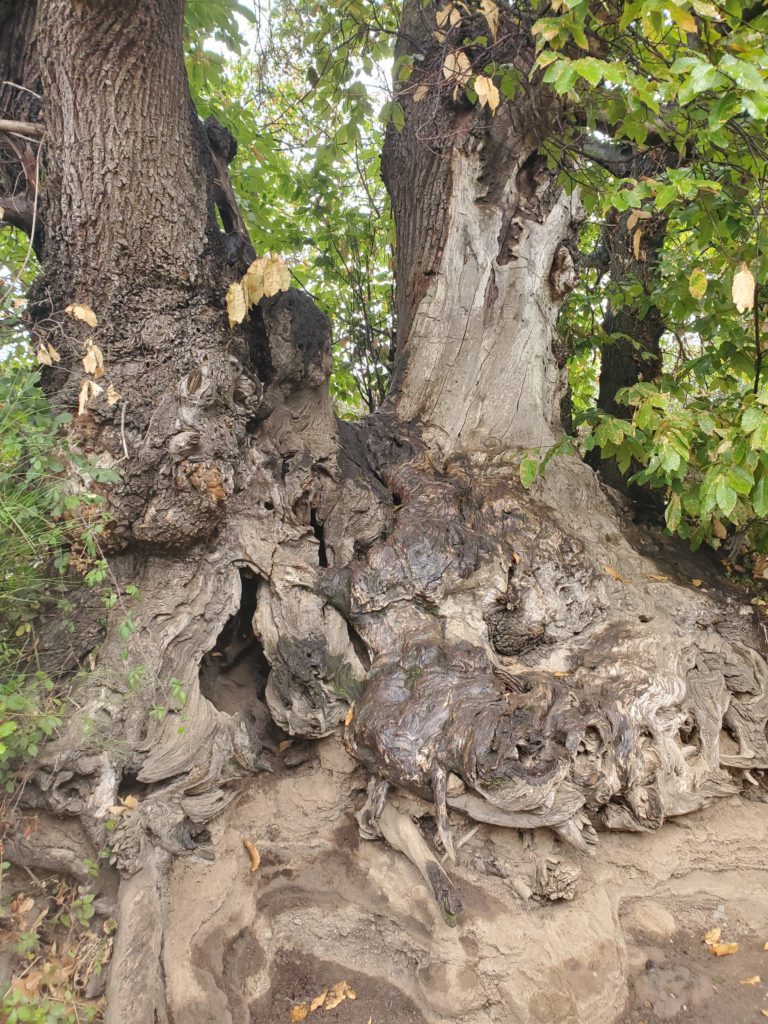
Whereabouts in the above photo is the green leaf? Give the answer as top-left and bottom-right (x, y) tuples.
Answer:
(520, 456), (539, 489)
(715, 479), (738, 517)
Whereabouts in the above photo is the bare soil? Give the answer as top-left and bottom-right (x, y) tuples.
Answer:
(159, 733), (768, 1024)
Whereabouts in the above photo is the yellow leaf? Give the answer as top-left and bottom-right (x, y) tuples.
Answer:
(434, 30), (446, 42)
(604, 565), (630, 583)
(633, 228), (644, 261)
(291, 1004), (309, 1022)
(733, 263), (756, 313)
(344, 702), (355, 727)
(262, 255), (291, 297)
(644, 573), (669, 582)
(761, 1011), (768, 1019)
(739, 975), (761, 984)
(480, 0), (499, 40)
(691, 578), (704, 587)
(436, 3), (454, 27)
(106, 383), (121, 406)
(227, 281), (248, 328)
(709, 941), (739, 956)
(309, 990), (328, 1011)
(689, 267), (707, 300)
(244, 259), (265, 307)
(78, 378), (102, 416)
(449, 6), (461, 26)
(670, 3), (697, 32)
(443, 50), (472, 88)
(83, 339), (105, 378)
(712, 518), (727, 540)
(65, 303), (98, 328)
(121, 794), (139, 810)
(37, 344), (53, 366)
(474, 74), (500, 112)
(626, 209), (651, 231)
(413, 84), (430, 102)
(325, 981), (355, 1010)
(242, 837), (261, 872)
(278, 739), (294, 752)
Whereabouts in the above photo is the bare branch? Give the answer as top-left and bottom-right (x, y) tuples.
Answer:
(0, 117), (43, 138)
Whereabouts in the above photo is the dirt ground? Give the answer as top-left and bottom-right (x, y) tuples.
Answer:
(158, 732), (768, 1024)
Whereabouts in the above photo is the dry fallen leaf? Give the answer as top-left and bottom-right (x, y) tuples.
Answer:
(633, 228), (645, 260)
(413, 84), (430, 102)
(106, 383), (121, 406)
(604, 565), (630, 584)
(691, 578), (704, 587)
(733, 262), (756, 313)
(279, 739), (294, 752)
(65, 302), (98, 328)
(310, 990), (328, 1011)
(243, 837), (261, 872)
(344, 703), (355, 727)
(121, 794), (139, 810)
(325, 980), (356, 1010)
(709, 941), (739, 956)
(291, 1004), (309, 1022)
(436, 3), (454, 27)
(704, 927), (721, 944)
(644, 573), (669, 582)
(761, 1011), (768, 1019)
(37, 344), (53, 366)
(739, 975), (761, 984)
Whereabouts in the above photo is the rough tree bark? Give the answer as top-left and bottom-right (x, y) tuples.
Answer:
(2, 2), (768, 1022)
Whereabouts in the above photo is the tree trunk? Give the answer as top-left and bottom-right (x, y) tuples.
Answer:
(4, 3), (768, 1022)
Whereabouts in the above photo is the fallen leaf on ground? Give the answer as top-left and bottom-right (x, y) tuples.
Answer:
(761, 1011), (768, 1019)
(310, 990), (328, 1011)
(709, 942), (739, 956)
(604, 565), (630, 583)
(279, 739), (293, 752)
(739, 975), (761, 984)
(704, 927), (721, 944)
(644, 573), (669, 582)
(291, 1004), (309, 1022)
(121, 794), (139, 810)
(325, 980), (356, 1010)
(691, 578), (704, 587)
(242, 837), (261, 872)
(344, 703), (355, 727)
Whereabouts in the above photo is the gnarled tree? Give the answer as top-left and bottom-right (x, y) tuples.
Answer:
(2, 1), (768, 1021)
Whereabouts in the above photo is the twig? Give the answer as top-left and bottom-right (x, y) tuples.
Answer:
(0, 118), (43, 138)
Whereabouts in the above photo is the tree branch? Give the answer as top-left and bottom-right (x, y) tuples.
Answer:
(0, 117), (43, 138)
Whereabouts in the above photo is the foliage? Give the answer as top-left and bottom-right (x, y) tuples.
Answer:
(184, 0), (396, 414)
(520, 0), (768, 556)
(0, 344), (112, 788)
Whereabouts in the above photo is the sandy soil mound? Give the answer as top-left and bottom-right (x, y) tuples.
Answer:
(163, 733), (768, 1024)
